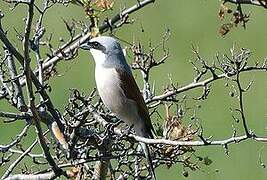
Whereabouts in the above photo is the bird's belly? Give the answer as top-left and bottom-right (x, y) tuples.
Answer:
(95, 67), (138, 125)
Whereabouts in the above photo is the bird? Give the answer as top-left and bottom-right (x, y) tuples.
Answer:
(80, 36), (156, 179)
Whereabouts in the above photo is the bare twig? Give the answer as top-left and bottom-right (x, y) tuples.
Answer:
(1, 1), (267, 179)
(1, 130), (49, 179)
(5, 48), (27, 111)
(224, 0), (267, 8)
(23, 0), (156, 86)
(0, 111), (29, 120)
(147, 65), (267, 103)
(5, 172), (55, 180)
(0, 123), (31, 153)
(22, 0), (65, 177)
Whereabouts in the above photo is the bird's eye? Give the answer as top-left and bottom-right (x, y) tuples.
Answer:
(92, 42), (100, 48)
(88, 41), (106, 52)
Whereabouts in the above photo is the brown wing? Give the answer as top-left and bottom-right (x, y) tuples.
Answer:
(116, 68), (155, 138)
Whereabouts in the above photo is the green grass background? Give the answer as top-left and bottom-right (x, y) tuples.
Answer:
(1, 0), (267, 179)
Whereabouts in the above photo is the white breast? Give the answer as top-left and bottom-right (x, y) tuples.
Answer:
(95, 66), (140, 126)
(95, 66), (119, 89)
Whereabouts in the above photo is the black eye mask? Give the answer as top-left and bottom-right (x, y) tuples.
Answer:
(80, 40), (106, 53)
(89, 41), (106, 53)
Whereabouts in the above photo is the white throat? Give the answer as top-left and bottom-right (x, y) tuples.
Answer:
(90, 49), (107, 66)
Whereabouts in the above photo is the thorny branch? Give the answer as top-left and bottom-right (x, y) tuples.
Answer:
(0, 0), (267, 179)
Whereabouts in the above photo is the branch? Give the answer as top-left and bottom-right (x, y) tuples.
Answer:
(1, 130), (49, 179)
(146, 66), (267, 104)
(236, 71), (250, 135)
(82, 100), (267, 148)
(0, 123), (31, 153)
(128, 134), (267, 146)
(224, 0), (267, 8)
(22, 0), (155, 86)
(93, 161), (110, 180)
(4, 172), (55, 180)
(0, 111), (29, 120)
(100, 0), (155, 33)
(22, 0), (65, 178)
(8, 149), (44, 158)
(5, 48), (27, 111)
(0, 5), (65, 132)
(85, 106), (267, 147)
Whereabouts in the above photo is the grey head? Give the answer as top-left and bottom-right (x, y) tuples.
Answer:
(80, 36), (132, 74)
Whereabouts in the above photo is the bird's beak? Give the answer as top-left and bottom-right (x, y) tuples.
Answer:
(80, 41), (92, 50)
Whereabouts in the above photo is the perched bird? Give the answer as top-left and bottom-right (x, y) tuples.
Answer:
(80, 36), (156, 179)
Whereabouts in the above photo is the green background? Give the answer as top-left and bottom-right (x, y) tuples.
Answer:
(1, 0), (267, 179)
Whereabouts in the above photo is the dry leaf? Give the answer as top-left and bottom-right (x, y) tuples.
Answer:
(219, 23), (233, 37)
(51, 121), (69, 150)
(161, 104), (195, 158)
(67, 166), (83, 180)
(218, 4), (232, 21)
(163, 104), (193, 141)
(95, 0), (114, 11)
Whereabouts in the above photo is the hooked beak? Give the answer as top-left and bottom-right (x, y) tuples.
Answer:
(80, 41), (92, 50)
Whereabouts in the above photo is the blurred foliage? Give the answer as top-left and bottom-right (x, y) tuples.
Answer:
(0, 0), (267, 179)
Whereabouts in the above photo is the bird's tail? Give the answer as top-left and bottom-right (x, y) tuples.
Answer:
(135, 123), (156, 179)
(140, 142), (156, 180)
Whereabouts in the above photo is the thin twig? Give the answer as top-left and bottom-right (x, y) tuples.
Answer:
(225, 0), (267, 8)
(1, 130), (49, 179)
(147, 66), (267, 103)
(22, 0), (65, 177)
(0, 123), (31, 153)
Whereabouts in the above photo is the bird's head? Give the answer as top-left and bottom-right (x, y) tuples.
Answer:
(80, 36), (125, 67)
